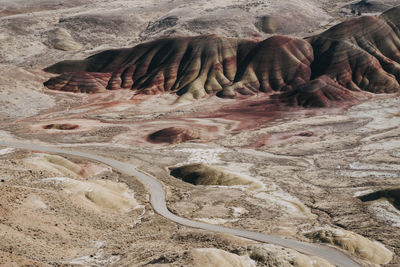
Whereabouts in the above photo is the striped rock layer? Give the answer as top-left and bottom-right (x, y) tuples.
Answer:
(44, 6), (400, 107)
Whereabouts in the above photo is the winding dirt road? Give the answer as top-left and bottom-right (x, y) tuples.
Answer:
(0, 140), (362, 267)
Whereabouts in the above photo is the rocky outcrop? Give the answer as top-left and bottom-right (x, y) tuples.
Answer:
(44, 72), (111, 93)
(44, 6), (400, 107)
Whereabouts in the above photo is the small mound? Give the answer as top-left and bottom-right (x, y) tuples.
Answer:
(243, 244), (333, 267)
(192, 248), (255, 267)
(170, 163), (252, 186)
(24, 153), (109, 179)
(148, 127), (200, 144)
(44, 72), (111, 93)
(342, 0), (395, 14)
(42, 177), (139, 213)
(48, 28), (82, 51)
(25, 153), (84, 178)
(359, 188), (400, 210)
(43, 123), (79, 130)
(254, 13), (321, 35)
(305, 227), (393, 264)
(275, 76), (356, 107)
(255, 16), (278, 34)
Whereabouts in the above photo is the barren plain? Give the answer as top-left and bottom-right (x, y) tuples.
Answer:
(0, 0), (400, 266)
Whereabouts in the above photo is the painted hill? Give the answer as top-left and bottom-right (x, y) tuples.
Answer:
(44, 35), (313, 102)
(44, 6), (400, 107)
(308, 8), (400, 94)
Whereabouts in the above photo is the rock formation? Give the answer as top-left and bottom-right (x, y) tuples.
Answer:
(44, 6), (400, 107)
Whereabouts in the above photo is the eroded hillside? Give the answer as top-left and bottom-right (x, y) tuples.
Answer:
(0, 0), (399, 266)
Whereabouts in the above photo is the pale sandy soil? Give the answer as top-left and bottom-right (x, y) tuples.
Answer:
(0, 0), (400, 266)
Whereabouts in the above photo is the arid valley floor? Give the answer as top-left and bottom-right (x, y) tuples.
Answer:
(0, 0), (400, 266)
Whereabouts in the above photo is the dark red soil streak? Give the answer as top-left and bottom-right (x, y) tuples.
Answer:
(207, 97), (284, 131)
(249, 130), (321, 148)
(43, 123), (79, 130)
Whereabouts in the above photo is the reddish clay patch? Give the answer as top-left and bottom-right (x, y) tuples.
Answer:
(147, 127), (200, 144)
(0, 10), (18, 18)
(205, 96), (284, 131)
(43, 123), (79, 130)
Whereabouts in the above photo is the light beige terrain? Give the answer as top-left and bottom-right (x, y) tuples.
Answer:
(0, 0), (399, 266)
